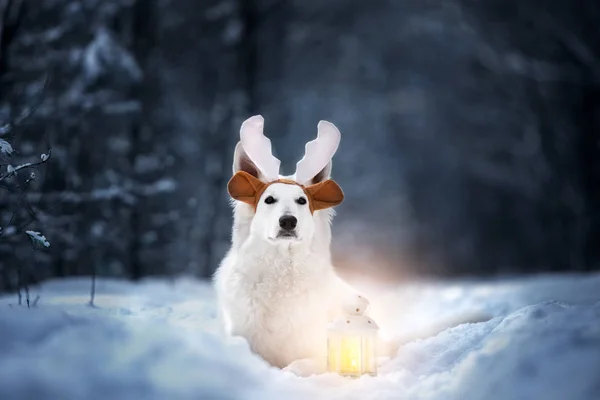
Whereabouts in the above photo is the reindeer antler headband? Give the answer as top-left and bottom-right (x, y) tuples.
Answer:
(227, 115), (344, 213)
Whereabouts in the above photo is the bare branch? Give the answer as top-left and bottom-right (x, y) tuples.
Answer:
(0, 0), (25, 72)
(0, 74), (50, 136)
(0, 66), (51, 296)
(536, 13), (600, 72)
(0, 207), (16, 238)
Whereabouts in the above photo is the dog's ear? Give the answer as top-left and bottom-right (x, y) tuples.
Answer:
(306, 179), (344, 211)
(233, 141), (263, 180)
(310, 160), (333, 185)
(228, 171), (266, 206)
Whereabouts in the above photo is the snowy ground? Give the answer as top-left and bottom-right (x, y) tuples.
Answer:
(1, 272), (599, 400)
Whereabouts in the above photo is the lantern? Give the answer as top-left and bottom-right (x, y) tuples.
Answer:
(327, 294), (379, 377)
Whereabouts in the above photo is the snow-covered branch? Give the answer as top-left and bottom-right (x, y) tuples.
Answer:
(0, 177), (177, 206)
(0, 149), (52, 181)
(0, 138), (13, 154)
(25, 230), (50, 248)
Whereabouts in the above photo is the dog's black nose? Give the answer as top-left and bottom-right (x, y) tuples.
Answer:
(279, 215), (297, 231)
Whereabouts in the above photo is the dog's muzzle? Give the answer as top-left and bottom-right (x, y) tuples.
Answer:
(277, 215), (298, 238)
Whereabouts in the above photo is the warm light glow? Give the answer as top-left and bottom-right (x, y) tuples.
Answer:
(340, 336), (361, 375)
(328, 333), (377, 377)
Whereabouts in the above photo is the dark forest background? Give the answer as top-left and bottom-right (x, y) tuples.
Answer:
(1, 0), (599, 292)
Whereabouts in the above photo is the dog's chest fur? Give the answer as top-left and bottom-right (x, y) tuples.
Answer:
(216, 239), (341, 368)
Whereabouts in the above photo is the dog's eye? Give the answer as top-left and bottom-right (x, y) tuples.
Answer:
(296, 197), (307, 205)
(264, 196), (276, 204)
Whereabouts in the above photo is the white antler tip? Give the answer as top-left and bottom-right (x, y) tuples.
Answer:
(317, 120), (334, 128)
(241, 115), (264, 130)
(317, 120), (341, 140)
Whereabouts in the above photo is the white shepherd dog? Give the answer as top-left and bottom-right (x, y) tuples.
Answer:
(213, 115), (488, 376)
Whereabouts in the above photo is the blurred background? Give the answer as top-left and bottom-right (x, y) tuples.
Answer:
(0, 0), (599, 292)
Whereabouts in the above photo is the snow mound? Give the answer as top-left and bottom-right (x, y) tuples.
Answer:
(0, 273), (599, 400)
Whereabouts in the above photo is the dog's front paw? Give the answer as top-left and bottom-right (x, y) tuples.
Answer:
(282, 358), (325, 377)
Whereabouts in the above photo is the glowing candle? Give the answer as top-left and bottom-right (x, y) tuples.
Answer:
(327, 294), (379, 377)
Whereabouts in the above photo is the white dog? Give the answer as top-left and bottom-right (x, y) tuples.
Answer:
(213, 115), (362, 374)
(213, 115), (489, 375)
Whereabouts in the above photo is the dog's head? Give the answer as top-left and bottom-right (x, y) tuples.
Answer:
(228, 115), (344, 245)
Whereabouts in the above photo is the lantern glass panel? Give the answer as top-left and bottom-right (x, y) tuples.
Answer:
(327, 331), (377, 377)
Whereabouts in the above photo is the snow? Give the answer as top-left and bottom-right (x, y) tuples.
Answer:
(16, 162), (32, 170)
(4, 163), (33, 176)
(0, 138), (13, 154)
(83, 27), (143, 84)
(25, 230), (51, 247)
(1, 273), (599, 400)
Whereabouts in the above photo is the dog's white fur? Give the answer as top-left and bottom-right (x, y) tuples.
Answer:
(213, 122), (492, 375)
(213, 139), (357, 372)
